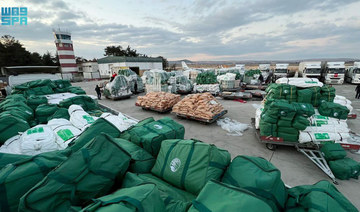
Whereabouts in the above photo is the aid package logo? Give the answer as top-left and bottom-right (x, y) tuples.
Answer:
(1, 7), (27, 25)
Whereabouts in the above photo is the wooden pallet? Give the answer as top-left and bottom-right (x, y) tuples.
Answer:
(135, 103), (172, 113)
(173, 110), (228, 124)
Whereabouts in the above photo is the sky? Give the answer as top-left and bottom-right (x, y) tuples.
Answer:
(0, 0), (359, 61)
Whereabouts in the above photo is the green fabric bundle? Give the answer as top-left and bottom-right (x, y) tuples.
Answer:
(24, 85), (54, 97)
(260, 120), (277, 137)
(66, 86), (86, 95)
(0, 153), (31, 170)
(297, 88), (313, 104)
(59, 95), (98, 111)
(266, 84), (297, 103)
(196, 72), (217, 84)
(320, 143), (346, 161)
(47, 108), (70, 121)
(329, 158), (360, 180)
(35, 104), (59, 124)
(310, 86), (321, 107)
(277, 131), (299, 142)
(53, 79), (72, 89)
(286, 180), (358, 212)
(292, 115), (310, 130)
(0, 114), (30, 144)
(27, 96), (48, 110)
(277, 119), (292, 127)
(320, 85), (336, 102)
(292, 102), (315, 117)
(318, 102), (350, 120)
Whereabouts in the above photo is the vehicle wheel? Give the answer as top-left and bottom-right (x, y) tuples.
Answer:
(266, 143), (277, 151)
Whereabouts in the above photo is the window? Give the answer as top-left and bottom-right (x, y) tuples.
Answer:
(60, 34), (71, 40)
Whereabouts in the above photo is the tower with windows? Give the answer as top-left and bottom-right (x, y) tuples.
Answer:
(53, 29), (77, 80)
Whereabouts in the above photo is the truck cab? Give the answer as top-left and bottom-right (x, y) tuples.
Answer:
(273, 63), (289, 81)
(345, 62), (360, 84)
(298, 62), (322, 79)
(321, 62), (345, 84)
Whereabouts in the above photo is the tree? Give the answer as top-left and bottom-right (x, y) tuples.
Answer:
(75, 56), (88, 63)
(42, 51), (59, 66)
(104, 45), (140, 57)
(158, 56), (168, 69)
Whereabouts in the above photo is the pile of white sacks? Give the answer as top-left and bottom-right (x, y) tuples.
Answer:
(0, 105), (137, 156)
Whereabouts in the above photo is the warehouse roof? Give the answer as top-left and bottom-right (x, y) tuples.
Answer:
(97, 56), (162, 64)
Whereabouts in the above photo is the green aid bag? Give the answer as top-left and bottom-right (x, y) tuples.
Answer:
(222, 155), (287, 212)
(297, 88), (313, 104)
(259, 120), (278, 137)
(188, 180), (273, 212)
(318, 101), (350, 120)
(68, 118), (121, 152)
(18, 134), (131, 212)
(329, 158), (360, 180)
(0, 115), (30, 144)
(27, 96), (48, 110)
(0, 150), (70, 212)
(320, 143), (346, 161)
(121, 117), (185, 156)
(0, 153), (31, 170)
(35, 104), (59, 124)
(80, 184), (165, 212)
(106, 135), (156, 174)
(121, 172), (196, 212)
(151, 139), (231, 195)
(119, 117), (155, 141)
(286, 180), (358, 212)
(47, 108), (70, 121)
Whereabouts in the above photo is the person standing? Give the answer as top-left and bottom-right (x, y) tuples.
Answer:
(356, 85), (360, 99)
(95, 85), (101, 100)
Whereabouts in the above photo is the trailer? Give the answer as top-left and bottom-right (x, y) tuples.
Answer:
(251, 118), (360, 184)
(298, 61), (323, 79)
(345, 62), (360, 84)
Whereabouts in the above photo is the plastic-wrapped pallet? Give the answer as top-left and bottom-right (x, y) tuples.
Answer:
(69, 105), (98, 130)
(0, 135), (22, 154)
(255, 107), (264, 130)
(104, 75), (132, 98)
(276, 77), (323, 88)
(100, 112), (138, 132)
(20, 125), (59, 155)
(193, 84), (220, 95)
(217, 73), (236, 81)
(47, 119), (82, 149)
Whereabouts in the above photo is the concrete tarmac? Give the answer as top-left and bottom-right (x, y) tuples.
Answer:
(75, 81), (360, 209)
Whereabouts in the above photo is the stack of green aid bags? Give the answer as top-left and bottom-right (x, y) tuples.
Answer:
(320, 85), (336, 103)
(320, 143), (360, 180)
(310, 86), (321, 107)
(266, 84), (297, 103)
(297, 88), (313, 104)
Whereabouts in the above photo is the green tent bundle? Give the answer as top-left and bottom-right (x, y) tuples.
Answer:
(0, 100), (33, 117)
(0, 150), (71, 212)
(66, 86), (87, 95)
(53, 79), (72, 89)
(119, 117), (155, 140)
(259, 120), (277, 137)
(329, 158), (360, 180)
(296, 88), (312, 104)
(195, 72), (217, 84)
(80, 184), (166, 212)
(35, 104), (59, 124)
(222, 156), (287, 211)
(277, 131), (299, 142)
(318, 101), (350, 120)
(260, 111), (278, 124)
(106, 135), (156, 174)
(27, 95), (48, 110)
(277, 119), (292, 127)
(1, 94), (26, 103)
(320, 143), (347, 161)
(0, 108), (34, 123)
(292, 115), (310, 131)
(68, 118), (121, 152)
(24, 85), (55, 97)
(266, 84), (297, 102)
(122, 172), (196, 212)
(292, 102), (315, 117)
(277, 127), (298, 135)
(25, 79), (55, 88)
(47, 108), (70, 121)
(119, 117), (185, 157)
(269, 100), (297, 121)
(0, 114), (30, 145)
(0, 153), (31, 170)
(18, 133), (132, 212)
(188, 180), (273, 212)
(285, 180), (358, 212)
(151, 139), (231, 195)
(59, 95), (99, 111)
(310, 86), (321, 107)
(320, 85), (336, 102)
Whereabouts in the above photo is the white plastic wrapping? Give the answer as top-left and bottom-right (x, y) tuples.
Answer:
(276, 77), (323, 87)
(217, 118), (250, 136)
(193, 84), (220, 94)
(47, 118), (82, 149)
(100, 112), (138, 132)
(334, 95), (353, 113)
(299, 132), (350, 144)
(217, 73), (236, 81)
(69, 105), (98, 131)
(46, 92), (78, 105)
(0, 135), (22, 154)
(255, 107), (264, 130)
(20, 125), (59, 155)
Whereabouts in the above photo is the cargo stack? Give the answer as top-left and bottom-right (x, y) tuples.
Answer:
(193, 72), (220, 95)
(136, 92), (181, 111)
(266, 84), (297, 103)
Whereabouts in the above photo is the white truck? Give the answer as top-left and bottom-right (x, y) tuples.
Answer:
(321, 62), (345, 84)
(345, 62), (360, 84)
(298, 61), (322, 79)
(235, 64), (246, 74)
(273, 63), (289, 81)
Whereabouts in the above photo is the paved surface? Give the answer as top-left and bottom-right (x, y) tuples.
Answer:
(75, 81), (360, 209)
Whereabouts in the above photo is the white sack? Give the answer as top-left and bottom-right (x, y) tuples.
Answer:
(276, 77), (323, 87)
(0, 135), (22, 154)
(69, 105), (98, 130)
(100, 112), (138, 132)
(47, 118), (82, 149)
(20, 125), (59, 155)
(299, 132), (350, 144)
(334, 95), (353, 113)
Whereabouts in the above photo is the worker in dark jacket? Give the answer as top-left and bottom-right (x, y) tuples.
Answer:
(356, 85), (360, 99)
(95, 85), (101, 100)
